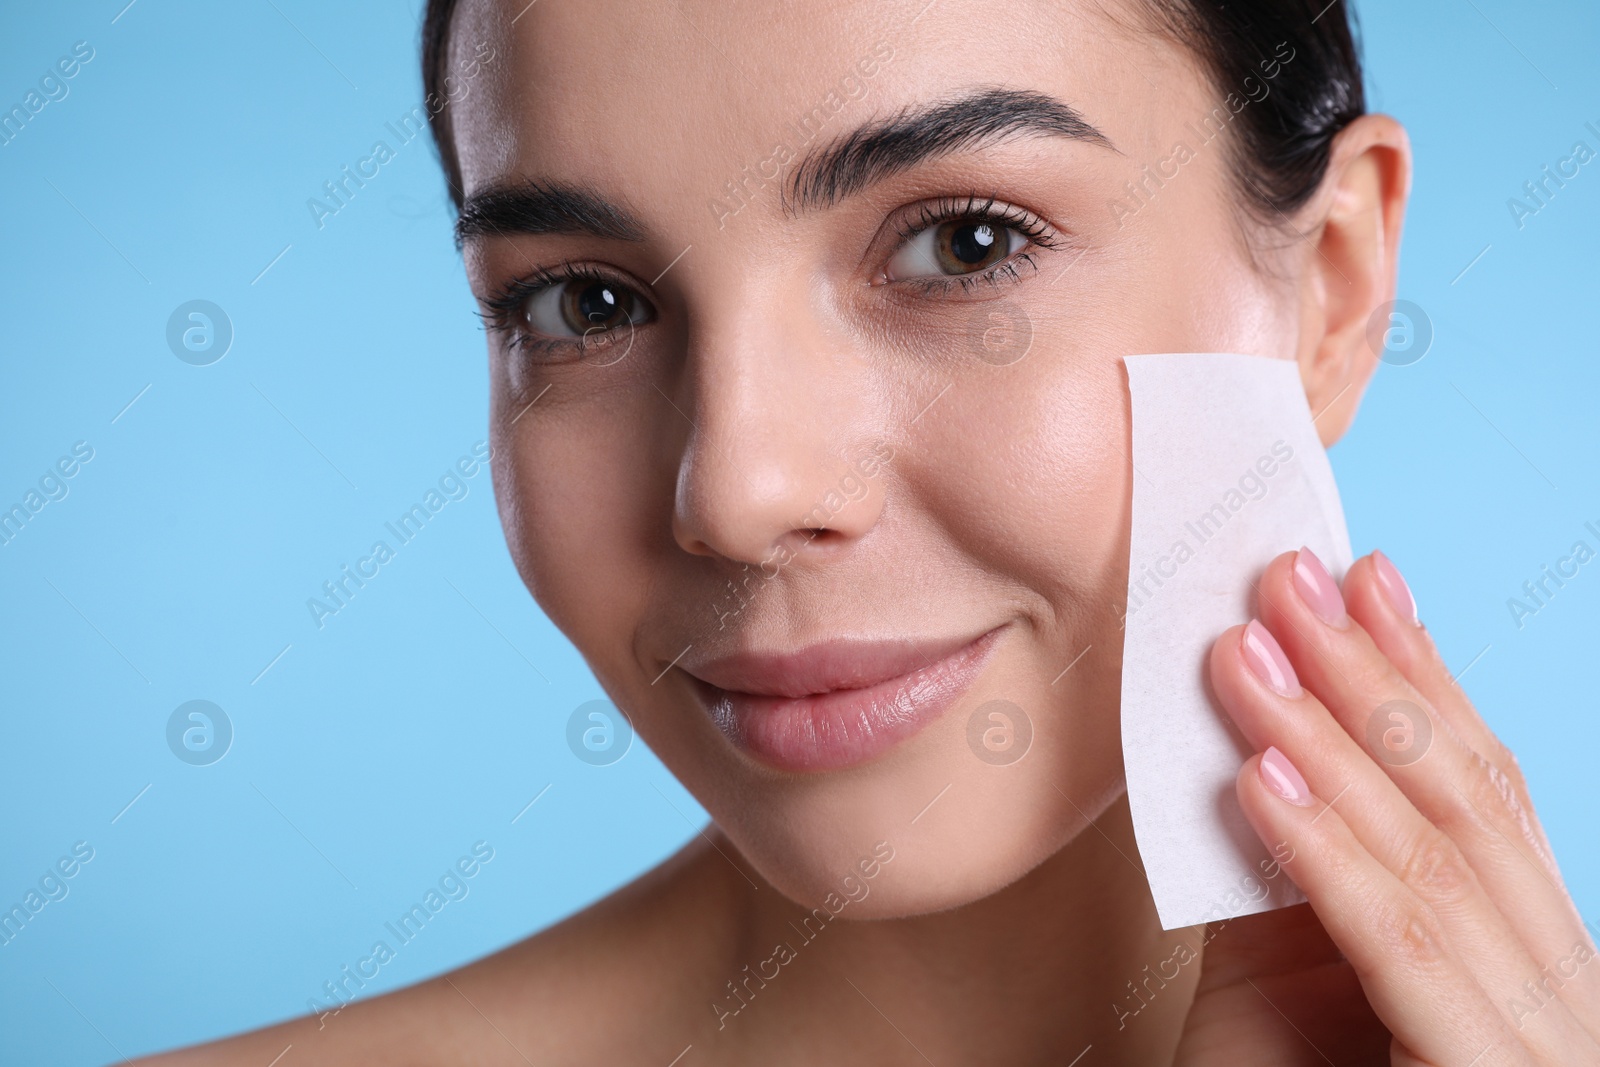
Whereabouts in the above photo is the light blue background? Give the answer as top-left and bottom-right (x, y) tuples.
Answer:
(1, 2), (1595, 1063)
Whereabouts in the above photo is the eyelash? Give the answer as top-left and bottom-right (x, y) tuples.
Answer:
(479, 262), (636, 355)
(885, 194), (1061, 295)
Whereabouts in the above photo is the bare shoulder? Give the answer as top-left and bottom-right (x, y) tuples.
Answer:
(135, 833), (748, 1066)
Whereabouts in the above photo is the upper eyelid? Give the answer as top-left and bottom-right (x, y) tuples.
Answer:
(888, 195), (1059, 243)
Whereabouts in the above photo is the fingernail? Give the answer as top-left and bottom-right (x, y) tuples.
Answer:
(1259, 746), (1316, 806)
(1373, 550), (1419, 625)
(1242, 619), (1301, 698)
(1293, 546), (1347, 627)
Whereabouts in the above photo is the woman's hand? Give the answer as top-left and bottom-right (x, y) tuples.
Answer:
(1176, 548), (1600, 1066)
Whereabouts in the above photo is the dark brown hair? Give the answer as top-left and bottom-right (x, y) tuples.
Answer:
(420, 0), (1364, 219)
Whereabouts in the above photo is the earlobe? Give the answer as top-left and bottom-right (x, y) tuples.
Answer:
(1293, 114), (1413, 447)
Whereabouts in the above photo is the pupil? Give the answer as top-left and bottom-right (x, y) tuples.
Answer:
(575, 283), (621, 325)
(949, 223), (998, 265)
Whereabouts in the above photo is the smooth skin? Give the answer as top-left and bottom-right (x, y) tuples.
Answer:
(134, 0), (1596, 1063)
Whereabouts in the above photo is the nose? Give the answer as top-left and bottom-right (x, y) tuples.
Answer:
(669, 307), (886, 568)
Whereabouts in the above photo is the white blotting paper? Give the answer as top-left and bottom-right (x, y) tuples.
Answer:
(1120, 352), (1352, 931)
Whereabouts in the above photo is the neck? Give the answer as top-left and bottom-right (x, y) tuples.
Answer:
(710, 792), (1199, 1065)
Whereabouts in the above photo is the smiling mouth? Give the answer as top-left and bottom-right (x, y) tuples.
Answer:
(680, 626), (1005, 772)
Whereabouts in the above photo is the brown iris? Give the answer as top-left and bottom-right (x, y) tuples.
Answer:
(560, 280), (639, 335)
(932, 219), (1009, 274)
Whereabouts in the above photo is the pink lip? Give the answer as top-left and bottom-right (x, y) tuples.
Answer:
(682, 627), (1004, 772)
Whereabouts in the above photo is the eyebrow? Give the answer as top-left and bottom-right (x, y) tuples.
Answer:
(787, 87), (1114, 214)
(454, 88), (1111, 244)
(455, 179), (647, 247)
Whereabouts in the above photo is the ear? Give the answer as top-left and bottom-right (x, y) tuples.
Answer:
(1291, 114), (1413, 448)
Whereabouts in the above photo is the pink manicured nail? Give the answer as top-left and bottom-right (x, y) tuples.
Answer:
(1293, 546), (1347, 627)
(1242, 619), (1301, 698)
(1373, 550), (1419, 625)
(1259, 746), (1316, 806)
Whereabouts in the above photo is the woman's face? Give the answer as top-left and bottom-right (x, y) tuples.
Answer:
(450, 0), (1309, 915)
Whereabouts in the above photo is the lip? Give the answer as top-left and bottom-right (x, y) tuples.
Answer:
(682, 626), (1004, 772)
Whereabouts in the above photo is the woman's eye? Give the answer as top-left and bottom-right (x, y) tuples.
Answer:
(885, 218), (1031, 281)
(521, 278), (652, 339)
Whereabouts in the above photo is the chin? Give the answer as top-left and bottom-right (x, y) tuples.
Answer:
(700, 681), (1119, 920)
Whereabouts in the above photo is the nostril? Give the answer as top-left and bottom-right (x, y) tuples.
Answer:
(793, 526), (846, 550)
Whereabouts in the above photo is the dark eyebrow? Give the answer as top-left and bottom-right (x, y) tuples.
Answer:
(787, 87), (1114, 214)
(454, 179), (647, 247)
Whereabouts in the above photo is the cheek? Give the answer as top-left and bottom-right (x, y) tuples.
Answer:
(494, 414), (661, 665)
(904, 336), (1134, 623)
